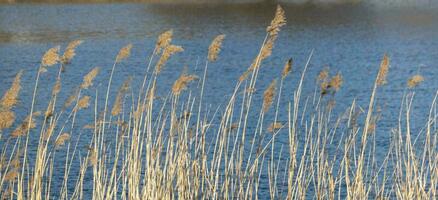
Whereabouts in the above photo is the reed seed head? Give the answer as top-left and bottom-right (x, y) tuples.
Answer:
(88, 148), (97, 166)
(266, 5), (286, 37)
(156, 29), (173, 54)
(1, 70), (22, 109)
(52, 78), (61, 97)
(4, 170), (18, 181)
(407, 74), (424, 88)
(116, 44), (132, 63)
(11, 111), (40, 138)
(208, 34), (225, 62)
(155, 45), (184, 75)
(267, 122), (283, 133)
(281, 58), (293, 79)
(55, 133), (70, 148)
(62, 40), (83, 64)
(77, 96), (90, 110)
(172, 73), (198, 95)
(41, 46), (60, 67)
(0, 110), (15, 131)
(376, 54), (389, 86)
(64, 87), (80, 109)
(111, 77), (132, 116)
(329, 73), (343, 92)
(81, 67), (100, 89)
(318, 67), (329, 82)
(263, 79), (277, 113)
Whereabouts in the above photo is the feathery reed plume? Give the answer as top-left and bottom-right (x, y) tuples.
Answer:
(329, 73), (343, 92)
(4, 170), (18, 181)
(52, 78), (61, 96)
(263, 79), (277, 112)
(376, 54), (389, 86)
(64, 87), (80, 109)
(115, 44), (133, 63)
(172, 73), (198, 95)
(55, 133), (70, 148)
(41, 46), (60, 67)
(111, 77), (132, 116)
(62, 40), (83, 64)
(11, 111), (40, 137)
(0, 110), (15, 131)
(80, 67), (100, 89)
(281, 58), (293, 79)
(407, 74), (424, 88)
(208, 34), (226, 62)
(1, 70), (23, 109)
(266, 5), (286, 37)
(318, 67), (329, 82)
(154, 45), (184, 74)
(76, 96), (90, 110)
(155, 29), (173, 54)
(267, 122), (283, 133)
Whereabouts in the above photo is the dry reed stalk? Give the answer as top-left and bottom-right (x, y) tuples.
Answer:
(376, 54), (389, 86)
(62, 40), (83, 64)
(208, 34), (225, 62)
(115, 44), (133, 63)
(172, 74), (198, 95)
(1, 70), (23, 109)
(263, 79), (277, 112)
(54, 133), (70, 148)
(81, 67), (100, 89)
(281, 58), (293, 79)
(154, 45), (184, 74)
(155, 30), (173, 54)
(407, 74), (424, 88)
(10, 111), (40, 137)
(111, 77), (132, 116)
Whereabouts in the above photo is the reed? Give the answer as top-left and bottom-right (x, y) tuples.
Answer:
(0, 5), (436, 200)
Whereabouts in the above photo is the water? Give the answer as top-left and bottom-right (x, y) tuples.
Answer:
(1, 3), (438, 198)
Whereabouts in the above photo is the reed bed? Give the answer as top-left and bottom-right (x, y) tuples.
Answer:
(0, 5), (436, 200)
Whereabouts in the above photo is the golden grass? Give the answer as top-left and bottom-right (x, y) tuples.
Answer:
(0, 5), (436, 200)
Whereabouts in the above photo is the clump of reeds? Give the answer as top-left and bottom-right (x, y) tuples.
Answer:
(0, 5), (436, 200)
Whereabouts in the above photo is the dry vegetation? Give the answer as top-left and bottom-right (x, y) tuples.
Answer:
(0, 5), (437, 200)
